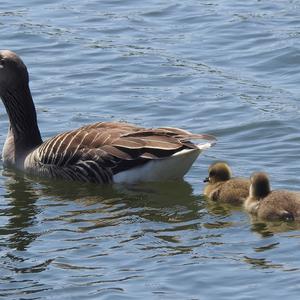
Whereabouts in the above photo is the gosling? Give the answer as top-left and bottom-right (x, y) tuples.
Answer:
(203, 162), (250, 205)
(244, 172), (300, 221)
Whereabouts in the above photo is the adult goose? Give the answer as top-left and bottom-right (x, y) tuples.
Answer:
(0, 50), (215, 184)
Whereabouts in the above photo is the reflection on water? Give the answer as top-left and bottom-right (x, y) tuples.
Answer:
(1, 168), (203, 248)
(250, 218), (300, 237)
(243, 256), (284, 270)
(1, 168), (215, 298)
(1, 170), (39, 251)
(1, 165), (300, 298)
(1, 165), (300, 297)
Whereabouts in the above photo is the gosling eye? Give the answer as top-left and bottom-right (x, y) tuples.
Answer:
(209, 170), (215, 177)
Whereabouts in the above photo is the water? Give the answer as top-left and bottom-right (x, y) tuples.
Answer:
(1, 0), (300, 299)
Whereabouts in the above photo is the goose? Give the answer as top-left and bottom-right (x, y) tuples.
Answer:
(203, 162), (250, 204)
(244, 172), (300, 221)
(0, 50), (216, 184)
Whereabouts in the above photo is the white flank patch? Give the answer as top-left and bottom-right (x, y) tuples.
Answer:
(113, 142), (212, 183)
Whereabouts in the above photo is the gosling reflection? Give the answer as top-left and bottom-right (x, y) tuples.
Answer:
(249, 218), (300, 236)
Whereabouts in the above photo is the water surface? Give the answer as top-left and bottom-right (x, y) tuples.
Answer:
(1, 0), (300, 299)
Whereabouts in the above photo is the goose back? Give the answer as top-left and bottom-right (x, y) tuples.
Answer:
(24, 122), (215, 183)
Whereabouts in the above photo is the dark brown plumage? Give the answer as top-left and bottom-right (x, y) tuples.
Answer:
(203, 162), (250, 205)
(245, 172), (300, 221)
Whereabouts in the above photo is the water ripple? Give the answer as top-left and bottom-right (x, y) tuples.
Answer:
(1, 0), (300, 299)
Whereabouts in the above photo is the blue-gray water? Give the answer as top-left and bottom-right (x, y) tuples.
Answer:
(1, 1), (300, 299)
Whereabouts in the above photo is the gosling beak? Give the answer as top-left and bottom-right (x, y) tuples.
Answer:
(203, 177), (209, 183)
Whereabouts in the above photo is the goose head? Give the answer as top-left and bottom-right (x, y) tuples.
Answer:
(0, 50), (29, 95)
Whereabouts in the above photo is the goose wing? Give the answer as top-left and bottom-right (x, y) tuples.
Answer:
(26, 122), (215, 183)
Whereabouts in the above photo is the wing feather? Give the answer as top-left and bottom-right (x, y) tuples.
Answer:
(26, 122), (215, 183)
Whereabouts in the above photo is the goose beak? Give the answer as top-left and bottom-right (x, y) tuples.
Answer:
(203, 177), (209, 183)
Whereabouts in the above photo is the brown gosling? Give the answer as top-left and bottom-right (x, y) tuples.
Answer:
(203, 162), (250, 205)
(244, 172), (300, 221)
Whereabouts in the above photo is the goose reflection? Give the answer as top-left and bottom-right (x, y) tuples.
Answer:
(2, 168), (204, 238)
(2, 169), (39, 251)
(36, 177), (203, 232)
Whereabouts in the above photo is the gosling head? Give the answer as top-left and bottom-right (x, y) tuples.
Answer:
(0, 50), (29, 95)
(250, 172), (271, 199)
(204, 162), (232, 184)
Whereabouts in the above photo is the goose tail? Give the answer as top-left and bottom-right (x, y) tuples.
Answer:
(113, 133), (216, 183)
(114, 147), (209, 184)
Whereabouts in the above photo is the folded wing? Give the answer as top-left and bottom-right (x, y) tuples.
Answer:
(26, 122), (215, 183)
